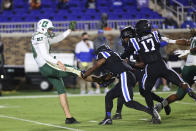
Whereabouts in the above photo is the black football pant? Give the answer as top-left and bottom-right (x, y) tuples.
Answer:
(105, 71), (152, 118)
(141, 60), (184, 113)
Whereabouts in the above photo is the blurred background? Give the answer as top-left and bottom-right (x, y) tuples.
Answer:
(0, 0), (195, 95)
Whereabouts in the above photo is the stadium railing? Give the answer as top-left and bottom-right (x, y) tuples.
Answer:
(0, 19), (164, 33)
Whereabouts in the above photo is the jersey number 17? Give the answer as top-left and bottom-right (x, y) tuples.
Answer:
(141, 38), (155, 52)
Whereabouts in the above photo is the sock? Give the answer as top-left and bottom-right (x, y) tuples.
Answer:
(106, 112), (111, 118)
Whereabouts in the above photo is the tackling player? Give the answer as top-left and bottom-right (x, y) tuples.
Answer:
(81, 44), (161, 125)
(112, 26), (171, 120)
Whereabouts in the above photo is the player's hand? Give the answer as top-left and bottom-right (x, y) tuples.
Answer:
(69, 21), (77, 31)
(57, 61), (66, 71)
(174, 49), (190, 58)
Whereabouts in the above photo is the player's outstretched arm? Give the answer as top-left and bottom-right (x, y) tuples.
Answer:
(49, 21), (77, 44)
(49, 29), (71, 44)
(82, 58), (106, 79)
(161, 36), (189, 46)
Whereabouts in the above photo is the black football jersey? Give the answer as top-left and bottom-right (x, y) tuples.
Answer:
(121, 31), (162, 64)
(96, 50), (132, 75)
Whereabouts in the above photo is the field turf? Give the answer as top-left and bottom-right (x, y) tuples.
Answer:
(0, 91), (196, 131)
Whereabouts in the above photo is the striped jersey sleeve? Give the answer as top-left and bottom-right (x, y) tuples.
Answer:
(97, 51), (111, 60)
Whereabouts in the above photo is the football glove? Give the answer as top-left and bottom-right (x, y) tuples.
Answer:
(69, 21), (77, 31)
(174, 49), (190, 58)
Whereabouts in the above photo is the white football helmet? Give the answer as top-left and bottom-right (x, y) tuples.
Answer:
(36, 19), (54, 34)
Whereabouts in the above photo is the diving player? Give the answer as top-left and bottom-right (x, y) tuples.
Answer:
(156, 29), (196, 113)
(81, 44), (161, 125)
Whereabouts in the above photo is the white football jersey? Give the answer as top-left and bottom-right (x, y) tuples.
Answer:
(31, 29), (71, 67)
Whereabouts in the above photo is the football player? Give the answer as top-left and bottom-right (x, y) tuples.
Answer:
(31, 19), (106, 124)
(156, 29), (196, 113)
(120, 19), (196, 123)
(112, 26), (171, 120)
(81, 44), (161, 125)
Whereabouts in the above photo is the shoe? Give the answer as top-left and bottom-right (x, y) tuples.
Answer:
(164, 104), (171, 115)
(152, 116), (161, 124)
(162, 86), (170, 92)
(188, 90), (196, 101)
(99, 118), (112, 125)
(65, 117), (79, 124)
(112, 113), (122, 120)
(152, 108), (161, 124)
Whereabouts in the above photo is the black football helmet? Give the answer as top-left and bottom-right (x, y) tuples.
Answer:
(135, 19), (151, 36)
(120, 26), (136, 47)
(120, 26), (136, 39)
(95, 44), (111, 54)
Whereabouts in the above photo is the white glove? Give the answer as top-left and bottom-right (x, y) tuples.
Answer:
(174, 49), (190, 58)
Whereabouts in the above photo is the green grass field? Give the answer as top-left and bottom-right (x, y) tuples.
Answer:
(0, 91), (196, 131)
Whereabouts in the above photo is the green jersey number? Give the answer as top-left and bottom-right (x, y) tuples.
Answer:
(37, 37), (43, 41)
(42, 21), (49, 27)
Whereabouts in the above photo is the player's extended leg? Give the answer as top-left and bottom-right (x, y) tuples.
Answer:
(112, 97), (123, 120)
(141, 65), (161, 124)
(139, 86), (171, 115)
(47, 77), (79, 124)
(156, 65), (196, 114)
(40, 63), (103, 83)
(163, 62), (196, 100)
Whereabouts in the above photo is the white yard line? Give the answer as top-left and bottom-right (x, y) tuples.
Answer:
(0, 115), (82, 131)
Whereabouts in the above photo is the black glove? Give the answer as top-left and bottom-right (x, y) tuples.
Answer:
(69, 21), (77, 31)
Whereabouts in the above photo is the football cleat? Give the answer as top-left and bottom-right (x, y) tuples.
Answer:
(112, 113), (122, 120)
(188, 91), (196, 101)
(65, 117), (79, 124)
(152, 108), (161, 124)
(99, 118), (112, 125)
(164, 104), (171, 115)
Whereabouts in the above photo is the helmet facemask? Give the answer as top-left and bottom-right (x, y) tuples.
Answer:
(120, 26), (136, 48)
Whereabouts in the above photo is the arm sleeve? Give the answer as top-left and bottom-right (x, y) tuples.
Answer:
(98, 51), (111, 59)
(49, 29), (71, 44)
(161, 36), (176, 44)
(37, 39), (58, 64)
